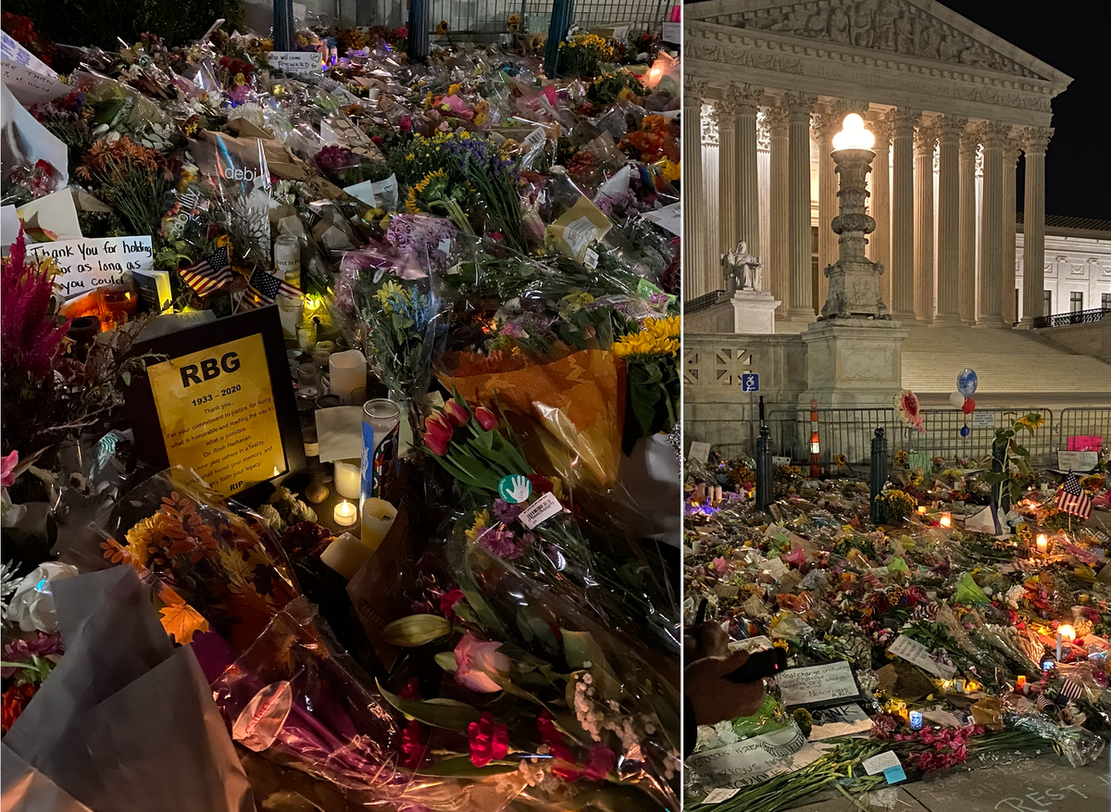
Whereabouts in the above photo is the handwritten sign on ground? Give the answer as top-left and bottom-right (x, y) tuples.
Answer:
(687, 725), (825, 791)
(776, 661), (860, 707)
(25, 236), (153, 298)
(267, 51), (320, 76)
(887, 634), (958, 679)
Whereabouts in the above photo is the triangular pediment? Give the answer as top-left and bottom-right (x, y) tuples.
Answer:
(689, 0), (1070, 87)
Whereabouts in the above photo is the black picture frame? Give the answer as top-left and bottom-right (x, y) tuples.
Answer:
(123, 307), (305, 505)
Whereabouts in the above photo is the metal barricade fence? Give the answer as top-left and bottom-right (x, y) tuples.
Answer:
(1058, 407), (1111, 453)
(761, 407), (1059, 476)
(420, 0), (671, 36)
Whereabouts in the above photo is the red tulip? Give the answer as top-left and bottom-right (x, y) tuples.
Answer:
(474, 406), (498, 431)
(443, 399), (470, 428)
(425, 412), (454, 446)
(424, 432), (449, 456)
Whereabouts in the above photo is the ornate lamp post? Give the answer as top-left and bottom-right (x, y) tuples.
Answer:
(820, 114), (891, 320)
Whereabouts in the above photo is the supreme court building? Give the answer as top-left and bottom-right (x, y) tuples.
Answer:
(682, 0), (1081, 328)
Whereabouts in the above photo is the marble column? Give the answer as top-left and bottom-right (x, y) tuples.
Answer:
(1001, 135), (1022, 325)
(935, 115), (965, 323)
(888, 108), (919, 321)
(1021, 127), (1053, 326)
(730, 83), (763, 259)
(784, 92), (817, 320)
(977, 122), (1010, 326)
(714, 97), (739, 257)
(869, 117), (892, 309)
(913, 120), (937, 323)
(767, 104), (790, 317)
(683, 78), (708, 300)
(958, 129), (979, 324)
(813, 110), (838, 312)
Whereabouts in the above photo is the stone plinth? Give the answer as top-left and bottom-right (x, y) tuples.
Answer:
(685, 292), (782, 334)
(799, 318), (908, 409)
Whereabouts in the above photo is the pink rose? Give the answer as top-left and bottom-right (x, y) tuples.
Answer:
(453, 632), (511, 693)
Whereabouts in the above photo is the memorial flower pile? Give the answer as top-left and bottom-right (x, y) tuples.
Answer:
(1, 17), (681, 812)
(683, 436), (1111, 808)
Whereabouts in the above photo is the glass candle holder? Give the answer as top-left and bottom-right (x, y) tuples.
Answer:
(362, 398), (401, 504)
(297, 363), (322, 400)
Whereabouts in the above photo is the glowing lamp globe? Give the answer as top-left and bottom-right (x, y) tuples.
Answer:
(832, 113), (875, 151)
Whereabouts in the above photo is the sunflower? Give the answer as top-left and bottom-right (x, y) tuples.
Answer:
(506, 14), (521, 31)
(465, 510), (490, 542)
(435, 20), (450, 36)
(835, 454), (848, 468)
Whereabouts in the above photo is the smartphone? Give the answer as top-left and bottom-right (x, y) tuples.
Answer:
(723, 648), (788, 683)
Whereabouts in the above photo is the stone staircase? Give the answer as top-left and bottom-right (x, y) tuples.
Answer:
(900, 323), (1111, 404)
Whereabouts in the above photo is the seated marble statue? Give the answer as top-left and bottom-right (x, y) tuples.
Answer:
(721, 240), (762, 295)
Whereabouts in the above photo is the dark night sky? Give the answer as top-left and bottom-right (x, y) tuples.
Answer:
(941, 1), (1111, 221)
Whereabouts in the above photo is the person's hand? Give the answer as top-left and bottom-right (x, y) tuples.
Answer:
(684, 621), (730, 662)
(685, 649), (767, 728)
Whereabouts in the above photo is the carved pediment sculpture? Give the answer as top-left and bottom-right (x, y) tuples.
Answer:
(701, 0), (1043, 80)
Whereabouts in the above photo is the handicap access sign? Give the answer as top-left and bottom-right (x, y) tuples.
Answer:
(741, 373), (759, 392)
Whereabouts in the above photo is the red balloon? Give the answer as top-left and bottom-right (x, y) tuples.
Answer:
(962, 397), (975, 414)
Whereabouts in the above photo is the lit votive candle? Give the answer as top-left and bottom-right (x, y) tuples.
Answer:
(320, 532), (371, 580)
(909, 711), (923, 730)
(917, 505), (928, 515)
(361, 497), (398, 551)
(1015, 675), (1026, 690)
(334, 459), (361, 500)
(1036, 533), (1049, 555)
(334, 499), (358, 527)
(939, 512), (952, 529)
(1057, 624), (1076, 661)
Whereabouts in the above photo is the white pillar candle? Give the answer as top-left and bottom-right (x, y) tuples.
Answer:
(334, 459), (361, 499)
(329, 349), (367, 405)
(333, 499), (358, 527)
(361, 497), (398, 552)
(320, 532), (372, 580)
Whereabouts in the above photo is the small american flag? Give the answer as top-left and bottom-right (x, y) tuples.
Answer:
(179, 247), (232, 296)
(243, 267), (301, 308)
(1056, 472), (1092, 520)
(1058, 679), (1085, 701)
(1035, 692), (1055, 712)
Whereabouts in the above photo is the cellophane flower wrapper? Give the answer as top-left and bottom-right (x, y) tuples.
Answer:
(429, 520), (680, 810)
(88, 467), (298, 652)
(1006, 710), (1105, 768)
(206, 597), (521, 811)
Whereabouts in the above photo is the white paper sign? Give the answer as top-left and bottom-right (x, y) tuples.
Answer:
(887, 634), (957, 679)
(971, 412), (995, 429)
(773, 456), (791, 466)
(642, 202), (681, 235)
(688, 441), (712, 462)
(809, 704), (873, 739)
(775, 661), (859, 707)
(267, 51), (321, 76)
(701, 788), (741, 804)
(25, 236), (153, 298)
(1057, 451), (1099, 473)
(687, 725), (823, 790)
(661, 22), (681, 43)
(1, 32), (53, 76)
(862, 751), (902, 776)
(765, 556), (789, 579)
(519, 492), (562, 529)
(1, 60), (67, 105)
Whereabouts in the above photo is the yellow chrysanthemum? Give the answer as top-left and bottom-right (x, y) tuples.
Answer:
(375, 280), (405, 310)
(465, 510), (490, 542)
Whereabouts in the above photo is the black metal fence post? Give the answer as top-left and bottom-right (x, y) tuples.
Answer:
(990, 435), (1008, 533)
(544, 0), (574, 77)
(869, 428), (887, 525)
(756, 424), (772, 510)
(408, 0), (430, 63)
(273, 0), (294, 51)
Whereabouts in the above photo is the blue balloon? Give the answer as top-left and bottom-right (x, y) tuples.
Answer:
(959, 425), (971, 438)
(957, 368), (978, 397)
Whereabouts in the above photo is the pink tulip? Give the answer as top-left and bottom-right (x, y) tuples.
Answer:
(425, 412), (453, 446)
(443, 400), (470, 428)
(0, 450), (18, 488)
(474, 406), (498, 431)
(454, 632), (511, 693)
(424, 433), (449, 456)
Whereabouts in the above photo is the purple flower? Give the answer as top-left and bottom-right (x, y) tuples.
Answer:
(314, 145), (356, 173)
(226, 83), (249, 105)
(1, 632), (63, 678)
(479, 527), (524, 559)
(492, 498), (523, 524)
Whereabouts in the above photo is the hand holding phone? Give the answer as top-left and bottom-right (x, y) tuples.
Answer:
(723, 648), (787, 683)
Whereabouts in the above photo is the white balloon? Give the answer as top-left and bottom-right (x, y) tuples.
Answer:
(949, 392), (965, 409)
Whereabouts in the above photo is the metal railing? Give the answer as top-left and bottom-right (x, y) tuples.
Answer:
(756, 406), (1111, 477)
(684, 289), (724, 316)
(419, 0), (671, 36)
(1032, 308), (1108, 329)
